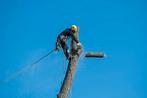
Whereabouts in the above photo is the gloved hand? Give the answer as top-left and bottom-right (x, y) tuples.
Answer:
(77, 42), (82, 49)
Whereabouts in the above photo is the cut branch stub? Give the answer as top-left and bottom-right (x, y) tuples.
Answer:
(85, 52), (105, 58)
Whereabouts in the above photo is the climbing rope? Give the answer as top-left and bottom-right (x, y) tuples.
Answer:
(4, 49), (56, 82)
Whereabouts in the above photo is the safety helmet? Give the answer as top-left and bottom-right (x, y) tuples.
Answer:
(70, 25), (78, 32)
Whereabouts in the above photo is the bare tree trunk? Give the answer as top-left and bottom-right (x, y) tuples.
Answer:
(57, 32), (80, 98)
(57, 55), (79, 98)
(57, 30), (106, 98)
(57, 52), (105, 98)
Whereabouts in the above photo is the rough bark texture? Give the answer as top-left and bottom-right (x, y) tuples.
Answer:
(85, 52), (105, 58)
(57, 32), (80, 98)
(57, 55), (78, 98)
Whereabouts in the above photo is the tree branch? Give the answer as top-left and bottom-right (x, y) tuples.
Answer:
(85, 52), (105, 58)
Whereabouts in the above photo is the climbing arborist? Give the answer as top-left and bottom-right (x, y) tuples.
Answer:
(55, 25), (82, 60)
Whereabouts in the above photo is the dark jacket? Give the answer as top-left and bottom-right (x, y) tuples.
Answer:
(57, 28), (79, 43)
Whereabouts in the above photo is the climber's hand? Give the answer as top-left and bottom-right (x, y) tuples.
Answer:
(77, 42), (82, 49)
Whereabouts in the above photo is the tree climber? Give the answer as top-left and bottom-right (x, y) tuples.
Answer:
(55, 25), (82, 60)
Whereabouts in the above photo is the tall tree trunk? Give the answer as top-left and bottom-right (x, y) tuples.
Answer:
(57, 55), (79, 98)
(57, 31), (105, 98)
(57, 32), (80, 98)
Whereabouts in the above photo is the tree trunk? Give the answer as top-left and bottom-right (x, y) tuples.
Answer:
(57, 29), (106, 98)
(57, 32), (80, 98)
(57, 55), (78, 98)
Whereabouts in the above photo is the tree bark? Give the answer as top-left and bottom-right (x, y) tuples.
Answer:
(57, 55), (79, 98)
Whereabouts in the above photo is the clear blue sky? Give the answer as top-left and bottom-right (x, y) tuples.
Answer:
(0, 0), (147, 98)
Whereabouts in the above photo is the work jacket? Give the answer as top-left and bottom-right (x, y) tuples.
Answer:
(57, 28), (79, 43)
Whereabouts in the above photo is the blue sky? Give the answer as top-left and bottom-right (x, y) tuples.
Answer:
(0, 0), (147, 98)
